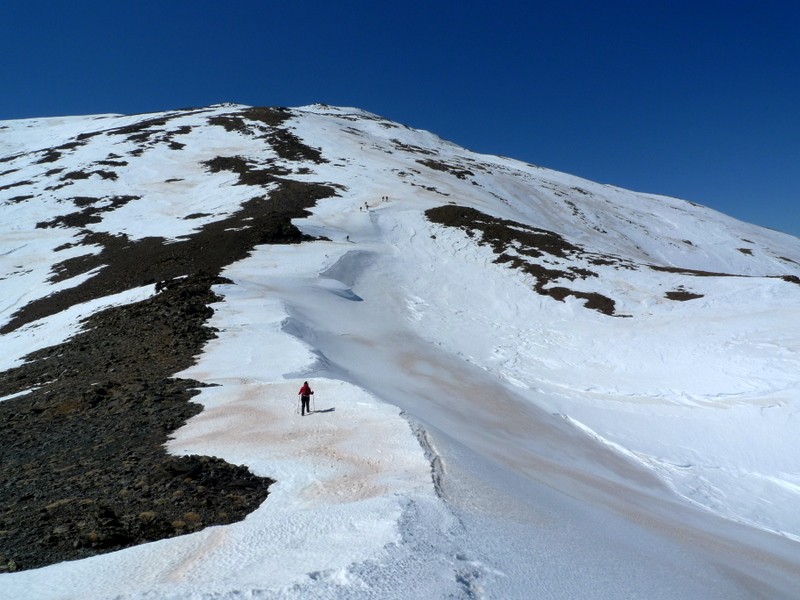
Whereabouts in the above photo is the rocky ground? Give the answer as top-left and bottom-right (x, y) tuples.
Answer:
(0, 107), (337, 572)
(0, 273), (277, 571)
(425, 204), (620, 315)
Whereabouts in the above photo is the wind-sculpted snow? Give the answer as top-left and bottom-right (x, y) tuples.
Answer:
(425, 204), (622, 315)
(1, 103), (800, 598)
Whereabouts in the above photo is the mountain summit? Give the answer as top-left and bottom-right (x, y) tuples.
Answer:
(1, 104), (799, 598)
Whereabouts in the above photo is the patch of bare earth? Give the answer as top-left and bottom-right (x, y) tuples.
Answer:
(425, 205), (618, 315)
(0, 107), (337, 572)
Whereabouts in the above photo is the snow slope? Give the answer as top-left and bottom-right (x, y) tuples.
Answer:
(1, 103), (799, 598)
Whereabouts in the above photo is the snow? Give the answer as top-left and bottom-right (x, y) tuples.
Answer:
(0, 284), (156, 374)
(2, 104), (800, 598)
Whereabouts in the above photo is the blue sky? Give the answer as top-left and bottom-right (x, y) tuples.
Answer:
(2, 1), (799, 236)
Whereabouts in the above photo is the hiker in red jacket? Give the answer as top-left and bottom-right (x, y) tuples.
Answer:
(298, 381), (314, 416)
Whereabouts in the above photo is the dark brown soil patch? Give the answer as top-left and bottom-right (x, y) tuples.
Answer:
(391, 139), (436, 156)
(5, 195), (34, 204)
(99, 112), (201, 151)
(648, 264), (733, 277)
(665, 289), (704, 301)
(208, 107), (326, 165)
(782, 275), (800, 285)
(35, 150), (62, 164)
(417, 159), (474, 180)
(426, 205), (618, 315)
(104, 116), (172, 144)
(0, 274), (272, 571)
(410, 183), (450, 196)
(36, 196), (139, 230)
(0, 180), (32, 192)
(60, 169), (118, 182)
(204, 155), (291, 184)
(0, 153), (22, 164)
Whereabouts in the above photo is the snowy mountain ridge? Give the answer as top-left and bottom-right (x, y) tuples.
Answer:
(1, 103), (799, 598)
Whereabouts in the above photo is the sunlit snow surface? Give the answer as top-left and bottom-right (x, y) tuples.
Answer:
(2, 104), (800, 598)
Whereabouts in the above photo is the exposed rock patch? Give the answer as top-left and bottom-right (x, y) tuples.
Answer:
(0, 274), (272, 571)
(0, 107), (339, 571)
(665, 288), (704, 301)
(417, 158), (475, 180)
(426, 205), (619, 315)
(36, 196), (140, 229)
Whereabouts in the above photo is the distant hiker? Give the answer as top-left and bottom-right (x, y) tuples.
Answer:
(298, 381), (314, 416)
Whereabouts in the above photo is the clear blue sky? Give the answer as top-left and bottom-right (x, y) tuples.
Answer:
(3, 1), (799, 236)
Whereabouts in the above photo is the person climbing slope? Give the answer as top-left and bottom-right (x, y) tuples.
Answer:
(298, 381), (314, 416)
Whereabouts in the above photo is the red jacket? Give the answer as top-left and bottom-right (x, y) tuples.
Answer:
(299, 384), (313, 397)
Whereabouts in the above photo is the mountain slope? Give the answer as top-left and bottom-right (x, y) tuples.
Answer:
(1, 104), (799, 598)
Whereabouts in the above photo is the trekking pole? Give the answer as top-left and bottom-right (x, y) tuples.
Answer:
(312, 394), (316, 413)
